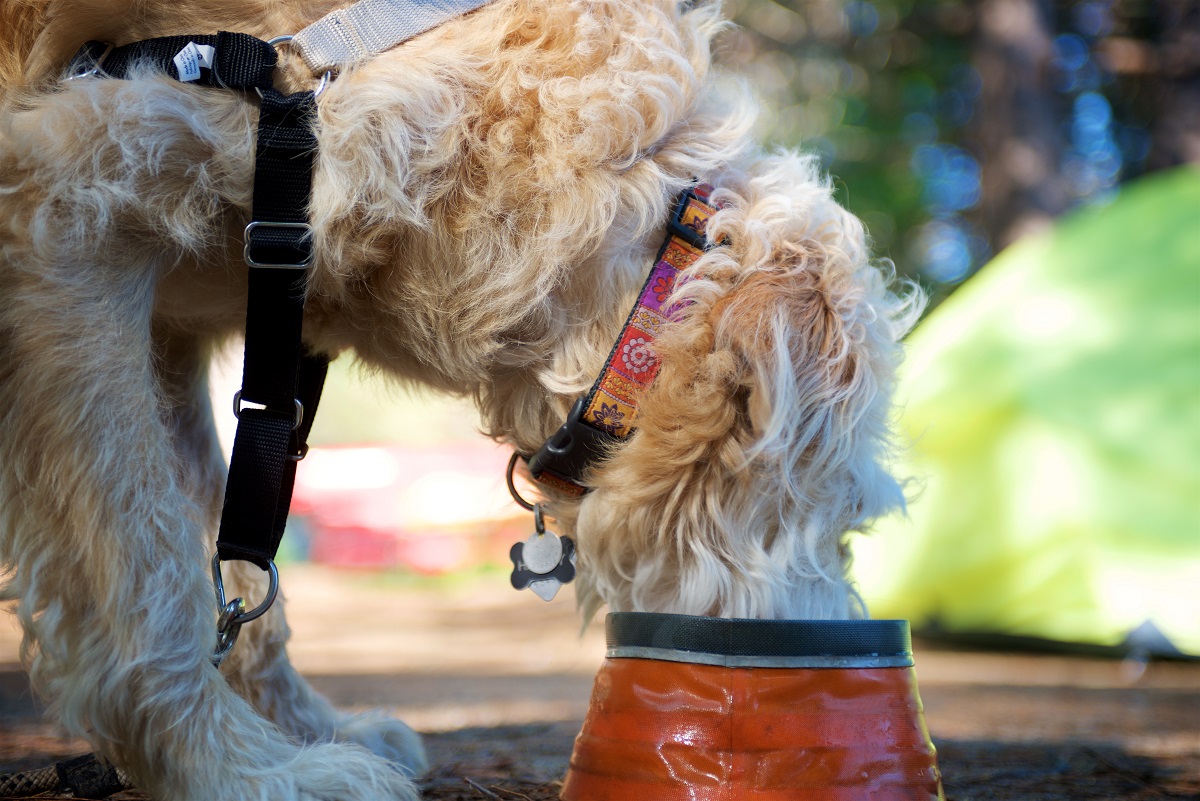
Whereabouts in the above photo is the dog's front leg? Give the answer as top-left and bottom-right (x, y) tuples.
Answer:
(0, 264), (419, 801)
(153, 332), (428, 780)
(218, 558), (427, 775)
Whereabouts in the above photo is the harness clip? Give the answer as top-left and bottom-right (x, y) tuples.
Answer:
(210, 553), (279, 666)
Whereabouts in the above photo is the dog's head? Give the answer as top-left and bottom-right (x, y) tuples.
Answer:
(557, 157), (923, 620)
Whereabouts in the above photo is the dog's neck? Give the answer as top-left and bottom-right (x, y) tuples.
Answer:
(522, 184), (722, 496)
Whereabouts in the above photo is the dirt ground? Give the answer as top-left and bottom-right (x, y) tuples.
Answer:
(1, 564), (1197, 800)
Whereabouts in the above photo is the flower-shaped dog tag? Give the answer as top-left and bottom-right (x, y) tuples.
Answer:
(510, 529), (576, 602)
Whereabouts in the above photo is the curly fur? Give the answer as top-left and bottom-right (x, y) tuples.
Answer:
(0, 0), (923, 798)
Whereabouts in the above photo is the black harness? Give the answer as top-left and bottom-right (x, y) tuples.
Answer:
(69, 34), (329, 661)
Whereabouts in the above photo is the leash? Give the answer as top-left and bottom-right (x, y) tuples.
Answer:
(65, 0), (494, 82)
(292, 0), (496, 74)
(0, 754), (130, 799)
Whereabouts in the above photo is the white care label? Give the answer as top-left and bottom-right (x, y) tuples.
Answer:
(172, 42), (216, 82)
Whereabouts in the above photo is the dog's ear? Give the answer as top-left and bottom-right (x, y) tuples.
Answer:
(701, 173), (923, 532)
(713, 246), (906, 526)
(606, 159), (925, 545)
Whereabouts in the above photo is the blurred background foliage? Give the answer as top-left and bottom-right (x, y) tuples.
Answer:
(718, 0), (1199, 302)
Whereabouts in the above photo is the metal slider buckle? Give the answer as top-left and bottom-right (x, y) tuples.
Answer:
(526, 397), (619, 487)
(243, 221), (314, 269)
(233, 390), (304, 430)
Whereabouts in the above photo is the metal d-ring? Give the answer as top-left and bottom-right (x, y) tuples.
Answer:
(210, 553), (278, 665)
(264, 35), (333, 99)
(506, 451), (536, 512)
(210, 553), (280, 626)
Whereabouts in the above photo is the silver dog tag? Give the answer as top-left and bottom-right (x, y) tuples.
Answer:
(522, 532), (563, 574)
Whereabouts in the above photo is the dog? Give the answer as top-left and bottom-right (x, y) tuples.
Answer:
(0, 0), (923, 798)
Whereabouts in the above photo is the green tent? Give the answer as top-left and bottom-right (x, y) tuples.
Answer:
(853, 167), (1200, 658)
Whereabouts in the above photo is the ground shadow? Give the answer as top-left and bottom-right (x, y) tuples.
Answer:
(936, 739), (1200, 801)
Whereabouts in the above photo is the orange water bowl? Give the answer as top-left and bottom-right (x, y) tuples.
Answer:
(562, 614), (943, 801)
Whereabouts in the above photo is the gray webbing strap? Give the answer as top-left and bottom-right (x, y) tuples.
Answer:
(293, 0), (496, 74)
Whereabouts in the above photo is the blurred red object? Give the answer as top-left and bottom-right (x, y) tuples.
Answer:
(291, 442), (529, 572)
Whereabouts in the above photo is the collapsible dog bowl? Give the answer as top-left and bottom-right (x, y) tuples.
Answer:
(562, 614), (944, 800)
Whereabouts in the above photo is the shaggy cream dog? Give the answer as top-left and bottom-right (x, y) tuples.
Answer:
(0, 0), (922, 798)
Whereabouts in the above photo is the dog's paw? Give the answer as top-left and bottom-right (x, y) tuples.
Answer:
(284, 740), (422, 801)
(336, 710), (428, 778)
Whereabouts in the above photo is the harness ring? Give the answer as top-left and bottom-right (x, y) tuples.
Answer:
(265, 35), (333, 99)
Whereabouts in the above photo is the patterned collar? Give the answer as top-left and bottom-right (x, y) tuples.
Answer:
(523, 184), (721, 496)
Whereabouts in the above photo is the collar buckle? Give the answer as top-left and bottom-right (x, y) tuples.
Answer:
(526, 397), (619, 492)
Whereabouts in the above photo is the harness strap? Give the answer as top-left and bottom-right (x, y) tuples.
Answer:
(219, 347), (328, 568)
(292, 0), (498, 74)
(217, 87), (324, 570)
(68, 33), (276, 89)
(525, 185), (720, 496)
(67, 36), (326, 571)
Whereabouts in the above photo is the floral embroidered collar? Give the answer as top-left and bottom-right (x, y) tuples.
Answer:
(520, 183), (721, 497)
